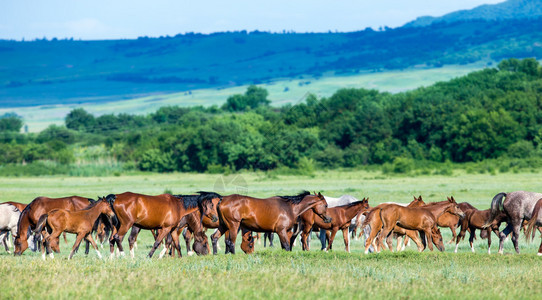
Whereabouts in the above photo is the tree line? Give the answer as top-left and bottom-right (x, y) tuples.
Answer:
(1, 58), (541, 174)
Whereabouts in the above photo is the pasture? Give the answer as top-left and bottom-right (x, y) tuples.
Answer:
(0, 64), (480, 132)
(1, 170), (542, 299)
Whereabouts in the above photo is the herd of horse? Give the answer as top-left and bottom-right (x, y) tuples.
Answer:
(1, 190), (542, 259)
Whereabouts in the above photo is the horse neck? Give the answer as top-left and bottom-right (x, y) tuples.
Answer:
(344, 203), (364, 220)
(84, 204), (106, 221)
(187, 213), (204, 232)
(425, 202), (453, 218)
(292, 197), (320, 217)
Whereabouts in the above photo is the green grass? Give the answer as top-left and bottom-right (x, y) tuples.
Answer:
(1, 169), (541, 299)
(0, 64), (482, 132)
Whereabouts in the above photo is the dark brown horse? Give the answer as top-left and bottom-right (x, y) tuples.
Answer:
(211, 191), (331, 254)
(454, 207), (507, 254)
(296, 198), (370, 252)
(14, 195), (95, 255)
(109, 192), (220, 258)
(376, 197), (465, 252)
(34, 196), (116, 259)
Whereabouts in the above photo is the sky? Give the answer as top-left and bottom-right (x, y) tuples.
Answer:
(1, 0), (505, 41)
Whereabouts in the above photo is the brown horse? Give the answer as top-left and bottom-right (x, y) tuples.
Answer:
(454, 207), (507, 254)
(211, 191), (331, 254)
(524, 198), (542, 255)
(362, 196), (426, 254)
(0, 201), (27, 212)
(376, 197), (465, 252)
(109, 192), (220, 258)
(296, 198), (370, 252)
(14, 195), (95, 255)
(34, 196), (116, 259)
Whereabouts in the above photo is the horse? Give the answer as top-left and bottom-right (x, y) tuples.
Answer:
(322, 195), (359, 247)
(297, 198), (370, 252)
(484, 191), (542, 254)
(109, 191), (220, 259)
(376, 197), (465, 253)
(436, 200), (477, 244)
(211, 191), (331, 254)
(14, 195), (96, 255)
(362, 196), (426, 253)
(34, 196), (116, 260)
(0, 204), (37, 253)
(454, 208), (508, 254)
(524, 198), (542, 255)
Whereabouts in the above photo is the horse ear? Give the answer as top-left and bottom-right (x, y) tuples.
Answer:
(451, 196), (456, 202)
(413, 195), (417, 200)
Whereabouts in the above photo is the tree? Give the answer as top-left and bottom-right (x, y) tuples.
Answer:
(65, 108), (95, 131)
(0, 114), (23, 132)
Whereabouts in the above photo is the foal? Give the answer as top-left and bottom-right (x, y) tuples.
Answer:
(34, 196), (116, 260)
(377, 197), (464, 252)
(454, 208), (507, 254)
(297, 198), (370, 252)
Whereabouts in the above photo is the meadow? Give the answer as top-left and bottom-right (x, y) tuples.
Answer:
(0, 64), (480, 132)
(1, 169), (541, 299)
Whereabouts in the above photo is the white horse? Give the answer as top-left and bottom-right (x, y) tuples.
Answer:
(0, 204), (36, 253)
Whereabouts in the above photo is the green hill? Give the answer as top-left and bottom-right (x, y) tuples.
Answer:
(1, 16), (542, 108)
(404, 0), (542, 27)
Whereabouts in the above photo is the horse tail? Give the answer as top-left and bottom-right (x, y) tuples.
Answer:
(33, 214), (49, 234)
(362, 208), (378, 229)
(483, 192), (506, 228)
(525, 198), (542, 242)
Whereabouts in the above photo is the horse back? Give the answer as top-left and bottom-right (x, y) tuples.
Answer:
(505, 191), (542, 219)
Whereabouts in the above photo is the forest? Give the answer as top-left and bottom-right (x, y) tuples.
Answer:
(0, 58), (541, 176)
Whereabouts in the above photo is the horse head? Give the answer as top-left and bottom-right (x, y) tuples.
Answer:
(446, 196), (465, 218)
(431, 226), (445, 252)
(312, 192), (332, 223)
(197, 192), (221, 223)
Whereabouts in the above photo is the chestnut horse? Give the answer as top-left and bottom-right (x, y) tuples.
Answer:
(211, 191), (331, 254)
(34, 196), (116, 259)
(524, 198), (542, 255)
(296, 198), (370, 252)
(376, 197), (465, 252)
(109, 192), (220, 258)
(436, 200), (477, 244)
(362, 196), (426, 254)
(14, 195), (95, 255)
(454, 207), (507, 254)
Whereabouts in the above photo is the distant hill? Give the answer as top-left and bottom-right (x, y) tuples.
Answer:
(404, 0), (542, 27)
(1, 11), (542, 107)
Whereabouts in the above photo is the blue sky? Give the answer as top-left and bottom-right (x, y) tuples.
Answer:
(1, 0), (505, 40)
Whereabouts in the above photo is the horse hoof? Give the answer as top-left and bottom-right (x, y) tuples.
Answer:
(537, 252), (542, 256)
(187, 251), (195, 256)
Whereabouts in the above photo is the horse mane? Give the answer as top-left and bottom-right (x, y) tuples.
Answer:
(173, 194), (202, 209)
(343, 200), (366, 208)
(279, 191), (311, 204)
(82, 199), (105, 210)
(197, 191), (222, 202)
(424, 201), (448, 206)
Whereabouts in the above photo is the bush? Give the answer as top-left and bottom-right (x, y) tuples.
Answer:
(507, 140), (535, 158)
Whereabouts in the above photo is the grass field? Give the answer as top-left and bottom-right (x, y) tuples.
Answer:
(0, 64), (482, 132)
(1, 169), (541, 299)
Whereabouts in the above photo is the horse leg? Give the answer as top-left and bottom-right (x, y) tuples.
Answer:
(342, 228), (350, 253)
(319, 229), (327, 250)
(423, 229), (434, 251)
(63, 232), (68, 245)
(211, 226), (226, 255)
(184, 229), (193, 256)
(170, 229), (182, 258)
(301, 226), (311, 251)
(468, 227), (476, 253)
(454, 225), (468, 253)
(364, 226), (379, 254)
(511, 220), (522, 254)
(385, 234), (393, 251)
(448, 225), (457, 244)
(110, 224), (130, 259)
(85, 234), (102, 259)
(128, 226), (141, 259)
(538, 236), (542, 256)
(225, 222), (240, 254)
(404, 230), (424, 252)
(486, 228), (492, 254)
(326, 229), (337, 252)
(147, 228), (170, 258)
(498, 223), (513, 254)
(69, 233), (86, 260)
(396, 234), (403, 252)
